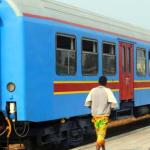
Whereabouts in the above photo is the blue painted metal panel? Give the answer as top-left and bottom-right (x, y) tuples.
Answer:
(134, 90), (150, 106)
(0, 19), (1, 110)
(23, 18), (54, 121)
(21, 15), (150, 121)
(22, 17), (121, 122)
(0, 0), (149, 122)
(133, 42), (150, 106)
(0, 1), (25, 120)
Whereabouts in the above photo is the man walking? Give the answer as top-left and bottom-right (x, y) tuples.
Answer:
(85, 76), (117, 150)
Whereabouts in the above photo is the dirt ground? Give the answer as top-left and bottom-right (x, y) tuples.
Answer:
(8, 145), (24, 150)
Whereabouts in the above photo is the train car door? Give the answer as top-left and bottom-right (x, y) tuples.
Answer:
(119, 42), (134, 100)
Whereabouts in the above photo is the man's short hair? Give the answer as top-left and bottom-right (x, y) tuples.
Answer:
(99, 76), (107, 86)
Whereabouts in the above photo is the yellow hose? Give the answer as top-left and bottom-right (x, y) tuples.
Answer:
(5, 117), (12, 138)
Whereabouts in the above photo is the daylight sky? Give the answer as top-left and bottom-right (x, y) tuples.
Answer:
(55, 0), (150, 30)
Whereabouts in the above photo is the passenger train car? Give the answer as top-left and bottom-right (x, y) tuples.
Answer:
(0, 0), (150, 149)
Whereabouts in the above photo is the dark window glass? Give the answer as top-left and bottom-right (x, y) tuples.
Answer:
(103, 42), (116, 75)
(127, 47), (131, 73)
(122, 46), (126, 72)
(136, 48), (146, 76)
(82, 39), (98, 75)
(82, 40), (97, 52)
(56, 34), (76, 75)
(149, 51), (150, 75)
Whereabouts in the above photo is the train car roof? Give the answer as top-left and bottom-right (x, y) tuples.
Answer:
(5, 0), (150, 43)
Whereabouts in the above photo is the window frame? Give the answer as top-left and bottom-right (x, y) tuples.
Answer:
(148, 50), (150, 76)
(136, 47), (147, 76)
(81, 37), (98, 76)
(102, 41), (116, 76)
(56, 33), (77, 76)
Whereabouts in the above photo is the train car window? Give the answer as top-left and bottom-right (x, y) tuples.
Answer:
(136, 48), (146, 76)
(102, 42), (116, 75)
(56, 34), (76, 75)
(149, 51), (150, 75)
(82, 38), (98, 75)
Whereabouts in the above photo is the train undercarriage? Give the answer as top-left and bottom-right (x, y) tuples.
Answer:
(0, 103), (150, 150)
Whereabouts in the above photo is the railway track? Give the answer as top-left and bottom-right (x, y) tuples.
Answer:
(5, 114), (150, 150)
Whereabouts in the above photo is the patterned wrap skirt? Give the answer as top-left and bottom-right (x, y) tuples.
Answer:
(92, 116), (109, 146)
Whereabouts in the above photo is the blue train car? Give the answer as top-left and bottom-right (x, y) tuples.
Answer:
(0, 0), (149, 149)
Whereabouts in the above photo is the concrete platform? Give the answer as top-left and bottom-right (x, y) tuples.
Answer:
(71, 126), (150, 150)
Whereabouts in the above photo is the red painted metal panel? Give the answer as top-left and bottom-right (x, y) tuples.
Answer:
(134, 81), (150, 88)
(54, 81), (150, 94)
(119, 42), (134, 100)
(54, 82), (119, 93)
